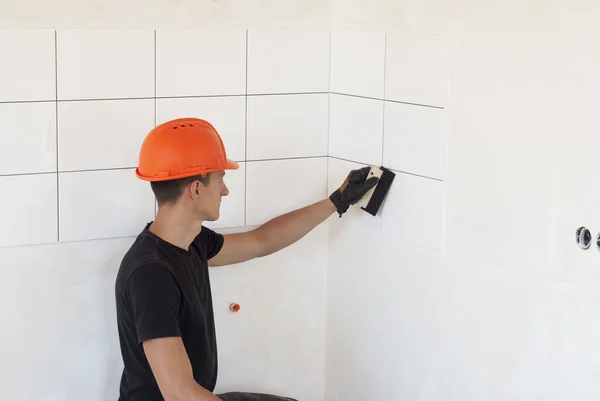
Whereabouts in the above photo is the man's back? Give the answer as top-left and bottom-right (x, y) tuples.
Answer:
(114, 224), (224, 401)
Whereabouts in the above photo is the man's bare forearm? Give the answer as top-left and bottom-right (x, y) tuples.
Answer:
(253, 198), (336, 257)
(163, 380), (221, 401)
(143, 337), (222, 401)
(178, 384), (221, 401)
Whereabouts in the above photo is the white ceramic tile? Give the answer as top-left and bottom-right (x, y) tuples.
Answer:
(247, 30), (329, 94)
(203, 163), (246, 230)
(156, 30), (246, 97)
(385, 32), (448, 107)
(330, 30), (385, 98)
(0, 102), (56, 175)
(381, 172), (444, 250)
(0, 30), (55, 102)
(247, 94), (329, 160)
(246, 158), (327, 225)
(59, 169), (156, 242)
(156, 96), (245, 162)
(58, 99), (154, 171)
(0, 173), (57, 247)
(383, 101), (446, 180)
(328, 94), (383, 165)
(327, 158), (382, 232)
(57, 30), (154, 100)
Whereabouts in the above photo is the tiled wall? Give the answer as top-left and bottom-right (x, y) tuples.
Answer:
(1, 28), (447, 251)
(325, 29), (448, 401)
(0, 28), (331, 401)
(327, 29), (448, 251)
(0, 29), (331, 249)
(1, 27), (447, 400)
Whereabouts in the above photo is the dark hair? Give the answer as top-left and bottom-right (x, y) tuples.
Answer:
(151, 173), (211, 205)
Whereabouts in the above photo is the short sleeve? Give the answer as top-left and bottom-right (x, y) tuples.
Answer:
(126, 264), (182, 343)
(195, 226), (225, 260)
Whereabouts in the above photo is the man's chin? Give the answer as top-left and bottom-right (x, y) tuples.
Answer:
(201, 212), (219, 222)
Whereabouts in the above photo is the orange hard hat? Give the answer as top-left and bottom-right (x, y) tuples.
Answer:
(136, 117), (239, 181)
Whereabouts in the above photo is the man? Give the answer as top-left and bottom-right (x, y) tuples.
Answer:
(114, 118), (379, 401)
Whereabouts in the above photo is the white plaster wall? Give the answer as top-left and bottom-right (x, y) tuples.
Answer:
(0, 227), (327, 401)
(325, 2), (600, 401)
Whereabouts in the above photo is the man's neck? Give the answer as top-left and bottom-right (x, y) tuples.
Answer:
(149, 204), (203, 251)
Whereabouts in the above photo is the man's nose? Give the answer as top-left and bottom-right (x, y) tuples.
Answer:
(221, 183), (229, 196)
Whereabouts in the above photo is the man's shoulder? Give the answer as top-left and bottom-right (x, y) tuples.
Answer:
(192, 225), (225, 260)
(115, 230), (165, 291)
(194, 225), (222, 243)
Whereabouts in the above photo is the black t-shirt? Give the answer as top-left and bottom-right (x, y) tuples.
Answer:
(114, 223), (225, 401)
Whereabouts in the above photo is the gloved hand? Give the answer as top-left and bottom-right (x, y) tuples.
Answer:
(329, 166), (379, 217)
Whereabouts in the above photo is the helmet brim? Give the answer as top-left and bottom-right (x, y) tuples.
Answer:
(136, 158), (240, 182)
(223, 158), (240, 170)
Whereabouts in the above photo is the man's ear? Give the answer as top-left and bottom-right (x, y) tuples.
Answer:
(189, 180), (203, 199)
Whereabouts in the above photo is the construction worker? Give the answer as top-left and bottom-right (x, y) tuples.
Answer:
(114, 118), (379, 401)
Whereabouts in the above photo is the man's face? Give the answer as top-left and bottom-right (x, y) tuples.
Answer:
(196, 170), (229, 221)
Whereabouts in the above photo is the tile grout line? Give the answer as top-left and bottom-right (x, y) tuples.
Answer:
(0, 97), (158, 104)
(0, 171), (59, 178)
(246, 91), (328, 97)
(381, 32), (387, 165)
(246, 155), (327, 163)
(154, 30), (158, 217)
(328, 156), (443, 182)
(0, 156), (324, 179)
(244, 30), (249, 226)
(330, 91), (444, 110)
(60, 166), (137, 174)
(326, 29), (332, 187)
(324, 30), (332, 381)
(380, 33), (388, 232)
(0, 92), (329, 105)
(154, 30), (157, 128)
(0, 99), (56, 104)
(55, 29), (60, 242)
(327, 155), (369, 167)
(156, 93), (246, 99)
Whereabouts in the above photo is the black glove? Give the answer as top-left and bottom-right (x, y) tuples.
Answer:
(329, 166), (379, 217)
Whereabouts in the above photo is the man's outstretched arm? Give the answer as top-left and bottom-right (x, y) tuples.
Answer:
(208, 167), (378, 267)
(208, 198), (335, 267)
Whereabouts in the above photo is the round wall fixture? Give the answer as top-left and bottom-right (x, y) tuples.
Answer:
(596, 232), (600, 253)
(576, 226), (592, 250)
